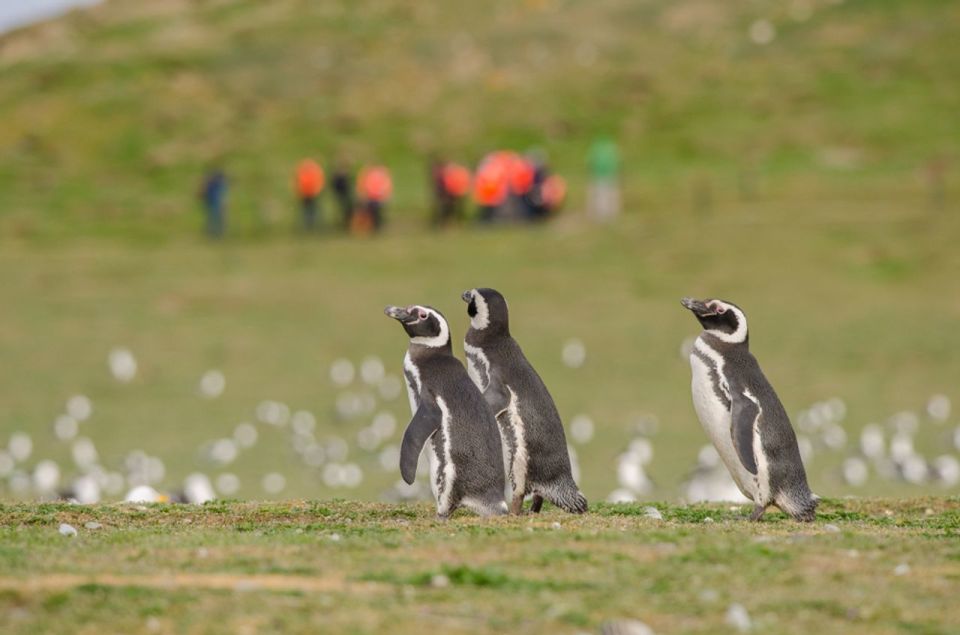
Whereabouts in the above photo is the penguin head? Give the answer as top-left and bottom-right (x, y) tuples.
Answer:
(681, 297), (748, 344)
(384, 304), (451, 349)
(461, 288), (509, 334)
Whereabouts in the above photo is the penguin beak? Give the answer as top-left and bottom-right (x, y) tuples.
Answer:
(384, 305), (412, 322)
(461, 290), (473, 303)
(681, 297), (714, 317)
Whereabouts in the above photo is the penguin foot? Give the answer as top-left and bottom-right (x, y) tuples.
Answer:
(749, 504), (766, 522)
(530, 494), (544, 513)
(509, 494), (525, 515)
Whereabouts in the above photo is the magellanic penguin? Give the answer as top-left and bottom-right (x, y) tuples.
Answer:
(384, 304), (507, 518)
(681, 297), (817, 521)
(461, 288), (588, 515)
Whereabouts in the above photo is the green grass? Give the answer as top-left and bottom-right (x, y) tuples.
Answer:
(2, 207), (960, 503)
(0, 499), (958, 634)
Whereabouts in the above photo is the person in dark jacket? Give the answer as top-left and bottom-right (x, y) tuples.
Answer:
(199, 168), (227, 238)
(331, 161), (354, 230)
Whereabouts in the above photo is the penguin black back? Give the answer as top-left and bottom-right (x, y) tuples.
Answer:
(385, 303), (507, 517)
(462, 288), (587, 515)
(681, 297), (816, 521)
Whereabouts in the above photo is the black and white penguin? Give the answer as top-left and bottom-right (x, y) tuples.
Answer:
(681, 297), (817, 521)
(461, 288), (588, 515)
(384, 304), (507, 517)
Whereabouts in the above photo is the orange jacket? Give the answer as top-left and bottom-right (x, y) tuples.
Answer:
(296, 160), (325, 197)
(473, 154), (509, 206)
(507, 156), (535, 195)
(358, 165), (393, 202)
(441, 163), (471, 198)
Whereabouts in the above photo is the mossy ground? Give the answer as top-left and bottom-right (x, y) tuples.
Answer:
(1, 498), (958, 634)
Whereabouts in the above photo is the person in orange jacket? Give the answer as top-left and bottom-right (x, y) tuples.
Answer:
(433, 159), (471, 227)
(473, 153), (509, 223)
(506, 152), (537, 220)
(295, 159), (325, 231)
(541, 173), (567, 216)
(356, 164), (392, 233)
(442, 162), (471, 224)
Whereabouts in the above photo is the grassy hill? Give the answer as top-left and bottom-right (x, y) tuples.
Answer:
(1, 499), (958, 634)
(0, 0), (958, 238)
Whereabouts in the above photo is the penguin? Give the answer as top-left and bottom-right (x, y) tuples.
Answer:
(384, 303), (507, 518)
(461, 288), (588, 515)
(680, 297), (817, 521)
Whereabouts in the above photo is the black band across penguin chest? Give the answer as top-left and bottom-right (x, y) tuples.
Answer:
(464, 347), (491, 390)
(692, 348), (731, 409)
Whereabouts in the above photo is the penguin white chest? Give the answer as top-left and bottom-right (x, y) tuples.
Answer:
(689, 353), (756, 500)
(500, 387), (527, 495)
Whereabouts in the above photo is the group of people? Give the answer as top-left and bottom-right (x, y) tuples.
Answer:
(293, 160), (393, 235)
(429, 150), (568, 227)
(199, 162), (392, 239)
(197, 149), (578, 239)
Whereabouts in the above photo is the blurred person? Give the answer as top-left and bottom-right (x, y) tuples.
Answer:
(435, 160), (471, 227)
(473, 152), (509, 223)
(355, 164), (392, 234)
(506, 152), (536, 220)
(294, 158), (325, 231)
(541, 173), (567, 217)
(429, 156), (446, 225)
(331, 161), (354, 229)
(443, 161), (471, 224)
(525, 151), (552, 221)
(199, 168), (227, 238)
(587, 136), (620, 222)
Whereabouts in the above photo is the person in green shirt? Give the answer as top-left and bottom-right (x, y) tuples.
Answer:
(588, 137), (620, 222)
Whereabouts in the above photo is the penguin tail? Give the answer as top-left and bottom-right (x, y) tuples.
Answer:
(548, 484), (588, 514)
(564, 491), (589, 515)
(779, 490), (818, 522)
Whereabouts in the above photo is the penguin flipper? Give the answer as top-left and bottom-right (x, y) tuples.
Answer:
(730, 391), (760, 475)
(483, 373), (511, 416)
(400, 397), (442, 485)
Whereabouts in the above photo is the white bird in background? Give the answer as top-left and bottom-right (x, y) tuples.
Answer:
(183, 473), (216, 504)
(683, 445), (751, 504)
(614, 437), (654, 496)
(6, 340), (960, 506)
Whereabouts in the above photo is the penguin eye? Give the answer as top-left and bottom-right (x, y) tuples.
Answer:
(417, 309), (428, 320)
(715, 306), (726, 315)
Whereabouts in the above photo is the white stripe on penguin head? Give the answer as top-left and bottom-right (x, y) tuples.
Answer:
(707, 301), (748, 344)
(410, 306), (450, 348)
(470, 290), (490, 330)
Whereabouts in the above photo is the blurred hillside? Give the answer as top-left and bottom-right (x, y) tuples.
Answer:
(0, 0), (957, 238)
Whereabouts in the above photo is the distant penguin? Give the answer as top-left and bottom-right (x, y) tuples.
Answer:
(384, 304), (507, 517)
(461, 288), (587, 515)
(681, 297), (817, 521)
